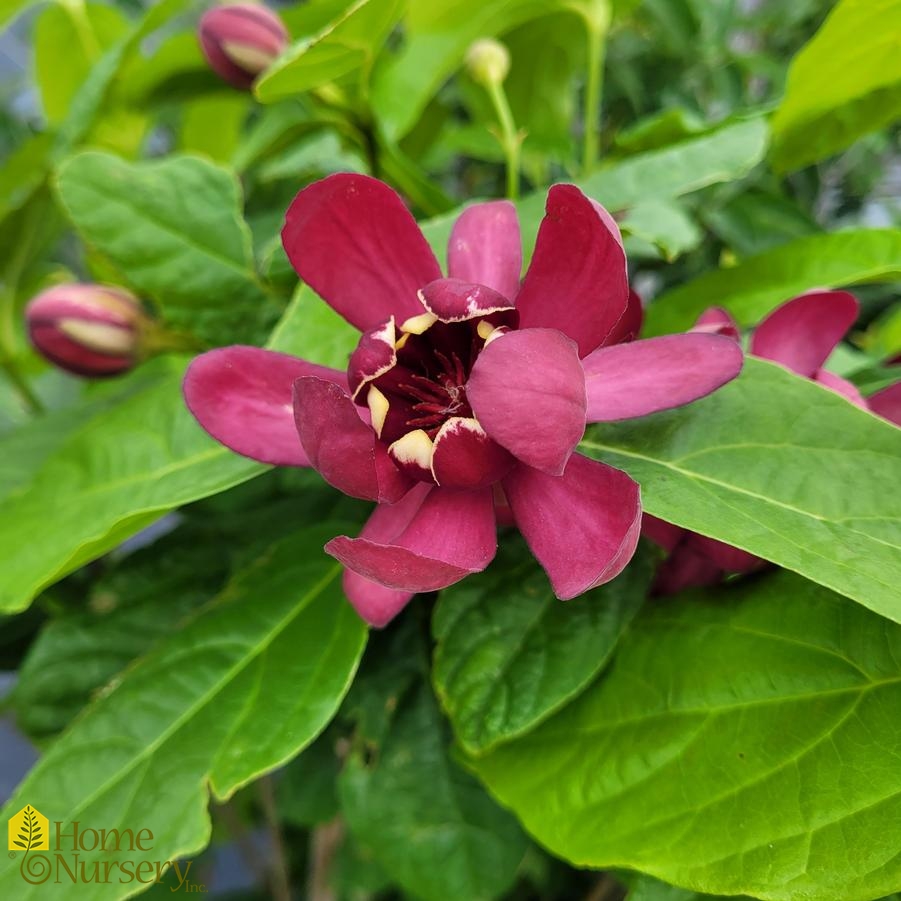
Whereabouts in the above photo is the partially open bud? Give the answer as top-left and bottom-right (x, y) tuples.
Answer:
(26, 284), (150, 378)
(198, 3), (288, 90)
(465, 38), (511, 87)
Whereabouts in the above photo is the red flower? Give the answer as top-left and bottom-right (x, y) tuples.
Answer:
(185, 175), (742, 625)
(648, 290), (901, 595)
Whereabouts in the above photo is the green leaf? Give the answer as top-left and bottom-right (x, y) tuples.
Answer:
(0, 0), (31, 30)
(276, 730), (341, 827)
(54, 151), (276, 344)
(580, 357), (901, 624)
(0, 525), (367, 901)
(35, 1), (129, 124)
(433, 535), (653, 755)
(468, 570), (901, 900)
(255, 0), (404, 103)
(620, 200), (702, 261)
(644, 229), (901, 337)
(771, 0), (901, 171)
(178, 94), (250, 163)
(340, 678), (529, 901)
(371, 0), (576, 142)
(0, 357), (264, 614)
(12, 523), (232, 739)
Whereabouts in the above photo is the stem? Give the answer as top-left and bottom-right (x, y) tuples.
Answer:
(258, 776), (292, 901)
(1, 358), (44, 415)
(486, 80), (521, 200)
(581, 18), (606, 175)
(307, 818), (343, 901)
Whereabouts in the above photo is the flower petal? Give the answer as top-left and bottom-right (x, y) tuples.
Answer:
(583, 333), (744, 422)
(447, 200), (522, 300)
(868, 381), (901, 426)
(688, 534), (763, 573)
(342, 569), (415, 628)
(348, 317), (396, 399)
(467, 328), (587, 475)
(184, 346), (345, 466)
(431, 417), (515, 489)
(293, 377), (410, 502)
(749, 290), (859, 376)
(641, 513), (686, 553)
(652, 544), (725, 596)
(515, 185), (629, 357)
(282, 174), (442, 331)
(502, 454), (641, 600)
(814, 369), (868, 408)
(325, 486), (496, 592)
(418, 278), (514, 323)
(603, 289), (644, 346)
(693, 306), (740, 340)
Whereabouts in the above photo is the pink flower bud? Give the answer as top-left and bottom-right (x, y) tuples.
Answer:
(198, 3), (288, 90)
(26, 284), (149, 378)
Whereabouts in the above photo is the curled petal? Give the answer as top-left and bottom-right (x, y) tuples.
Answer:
(431, 417), (515, 489)
(749, 290), (859, 376)
(814, 369), (867, 408)
(387, 429), (435, 482)
(342, 569), (415, 628)
(293, 377), (409, 502)
(348, 317), (396, 400)
(418, 278), (514, 323)
(467, 328), (587, 475)
(325, 486), (496, 592)
(503, 454), (641, 600)
(447, 200), (522, 300)
(693, 306), (740, 340)
(516, 185), (629, 357)
(583, 333), (744, 422)
(184, 346), (346, 466)
(868, 381), (901, 426)
(282, 174), (441, 331)
(604, 289), (644, 346)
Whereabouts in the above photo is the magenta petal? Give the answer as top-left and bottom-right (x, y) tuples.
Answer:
(184, 346), (346, 466)
(693, 306), (740, 340)
(503, 454), (641, 600)
(325, 486), (496, 592)
(653, 544), (725, 596)
(868, 381), (901, 426)
(467, 328), (587, 475)
(431, 417), (515, 489)
(282, 174), (442, 332)
(418, 278), (514, 323)
(749, 290), (859, 376)
(348, 317), (396, 399)
(293, 377), (409, 503)
(814, 369), (868, 408)
(447, 200), (522, 300)
(342, 568), (415, 628)
(688, 534), (763, 573)
(603, 289), (644, 346)
(583, 333), (744, 422)
(641, 513), (686, 553)
(515, 185), (629, 357)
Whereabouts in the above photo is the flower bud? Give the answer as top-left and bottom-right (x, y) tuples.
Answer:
(26, 284), (149, 378)
(465, 38), (511, 87)
(198, 3), (288, 90)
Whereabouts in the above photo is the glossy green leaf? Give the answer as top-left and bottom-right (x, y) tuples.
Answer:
(644, 229), (901, 337)
(771, 0), (901, 171)
(255, 0), (404, 103)
(35, 1), (129, 124)
(469, 571), (901, 900)
(621, 200), (702, 261)
(580, 357), (901, 624)
(54, 151), (275, 343)
(340, 678), (529, 901)
(433, 536), (653, 755)
(0, 525), (367, 901)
